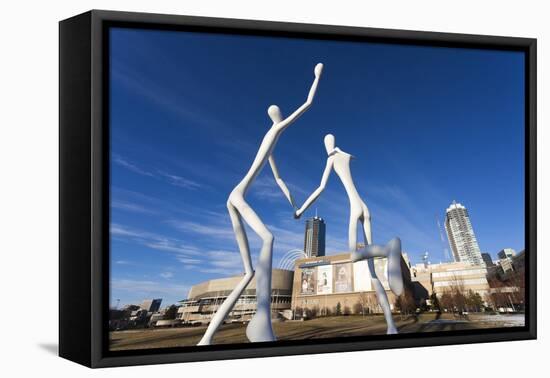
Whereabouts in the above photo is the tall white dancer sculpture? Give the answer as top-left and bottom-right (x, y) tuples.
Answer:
(198, 63), (324, 345)
(294, 134), (403, 334)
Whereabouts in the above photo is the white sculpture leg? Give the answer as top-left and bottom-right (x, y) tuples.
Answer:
(197, 201), (255, 346)
(347, 212), (402, 334)
(368, 259), (398, 334)
(235, 199), (276, 342)
(351, 237), (404, 296)
(198, 196), (276, 345)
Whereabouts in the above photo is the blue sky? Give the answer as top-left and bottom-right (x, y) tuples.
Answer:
(109, 28), (525, 308)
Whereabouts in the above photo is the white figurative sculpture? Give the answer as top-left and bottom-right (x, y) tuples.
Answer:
(198, 63), (324, 345)
(294, 134), (404, 334)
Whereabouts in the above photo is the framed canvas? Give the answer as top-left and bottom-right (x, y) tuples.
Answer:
(59, 10), (536, 368)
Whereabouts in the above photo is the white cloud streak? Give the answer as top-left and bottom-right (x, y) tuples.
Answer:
(111, 278), (189, 297)
(160, 272), (174, 279)
(156, 170), (202, 189)
(169, 220), (235, 240)
(112, 200), (156, 214)
(111, 223), (203, 257)
(112, 154), (203, 191)
(112, 154), (154, 177)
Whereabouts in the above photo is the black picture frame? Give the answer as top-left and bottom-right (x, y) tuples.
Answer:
(59, 9), (537, 368)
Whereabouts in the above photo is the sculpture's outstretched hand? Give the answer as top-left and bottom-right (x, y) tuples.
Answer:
(314, 63), (323, 78)
(293, 209), (302, 220)
(276, 63), (323, 131)
(306, 63), (323, 103)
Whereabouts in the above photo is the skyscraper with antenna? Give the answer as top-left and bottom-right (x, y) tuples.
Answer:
(444, 201), (484, 266)
(304, 215), (326, 258)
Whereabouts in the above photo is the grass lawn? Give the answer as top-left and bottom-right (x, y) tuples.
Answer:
(109, 312), (523, 351)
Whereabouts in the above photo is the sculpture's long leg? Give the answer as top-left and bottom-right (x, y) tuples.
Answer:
(197, 200), (254, 346)
(348, 212), (360, 252)
(359, 219), (399, 334)
(350, 205), (403, 296)
(236, 200), (276, 342)
(361, 204), (372, 245)
(345, 211), (396, 333)
(352, 236), (404, 296)
(368, 258), (398, 334)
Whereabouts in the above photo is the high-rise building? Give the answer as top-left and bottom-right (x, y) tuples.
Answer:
(497, 248), (517, 274)
(499, 257), (515, 273)
(497, 248), (516, 260)
(481, 252), (494, 267)
(444, 201), (483, 266)
(140, 298), (162, 312)
(304, 216), (326, 257)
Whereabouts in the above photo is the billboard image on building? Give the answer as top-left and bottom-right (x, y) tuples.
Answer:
(353, 260), (372, 292)
(334, 263), (353, 293)
(317, 265), (333, 294)
(300, 268), (316, 295)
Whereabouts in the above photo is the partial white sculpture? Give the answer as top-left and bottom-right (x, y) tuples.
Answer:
(294, 134), (403, 334)
(197, 63), (324, 345)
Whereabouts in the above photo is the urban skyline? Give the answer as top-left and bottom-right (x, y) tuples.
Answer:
(112, 204), (522, 309)
(109, 28), (525, 307)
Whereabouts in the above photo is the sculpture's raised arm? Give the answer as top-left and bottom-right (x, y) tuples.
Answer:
(268, 154), (296, 209)
(294, 156), (333, 219)
(275, 63), (323, 132)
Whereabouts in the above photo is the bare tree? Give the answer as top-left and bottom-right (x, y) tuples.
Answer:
(439, 290), (453, 312)
(394, 290), (416, 317)
(357, 291), (370, 316)
(310, 306), (320, 319)
(465, 290), (483, 312)
(447, 274), (467, 314)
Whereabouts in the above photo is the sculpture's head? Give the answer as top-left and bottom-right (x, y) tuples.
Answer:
(268, 105), (283, 123)
(324, 134), (335, 154)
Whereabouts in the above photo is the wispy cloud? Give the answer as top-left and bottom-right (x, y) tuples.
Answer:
(267, 224), (305, 253)
(110, 222), (259, 280)
(250, 174), (309, 203)
(112, 200), (156, 214)
(111, 223), (148, 238)
(177, 257), (201, 265)
(160, 272), (174, 279)
(114, 260), (132, 265)
(189, 250), (245, 276)
(195, 267), (242, 275)
(113, 154), (154, 177)
(168, 219), (235, 240)
(113, 154), (203, 191)
(111, 223), (203, 257)
(250, 175), (285, 201)
(156, 170), (202, 189)
(112, 187), (164, 203)
(111, 278), (189, 297)
(111, 63), (231, 137)
(173, 249), (248, 276)
(144, 240), (202, 256)
(361, 184), (443, 260)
